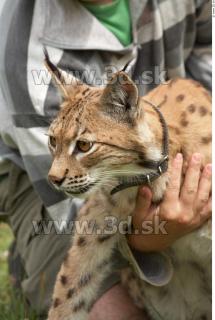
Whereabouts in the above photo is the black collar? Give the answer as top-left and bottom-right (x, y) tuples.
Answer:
(111, 100), (169, 195)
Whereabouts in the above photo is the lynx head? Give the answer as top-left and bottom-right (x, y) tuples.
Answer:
(45, 50), (155, 197)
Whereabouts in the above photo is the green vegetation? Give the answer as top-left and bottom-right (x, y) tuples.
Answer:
(0, 223), (13, 305)
(0, 223), (37, 320)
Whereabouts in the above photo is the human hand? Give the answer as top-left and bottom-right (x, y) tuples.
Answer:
(128, 153), (212, 252)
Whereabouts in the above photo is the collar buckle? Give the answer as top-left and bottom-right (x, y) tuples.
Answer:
(158, 165), (163, 175)
(157, 155), (169, 175)
(146, 174), (151, 185)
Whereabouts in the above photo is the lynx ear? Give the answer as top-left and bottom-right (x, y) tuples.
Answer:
(101, 71), (139, 124)
(44, 47), (80, 99)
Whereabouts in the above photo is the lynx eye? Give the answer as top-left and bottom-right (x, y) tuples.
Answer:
(49, 136), (57, 149)
(76, 140), (93, 153)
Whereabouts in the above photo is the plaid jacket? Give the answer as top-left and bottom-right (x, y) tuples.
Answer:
(0, 0), (212, 221)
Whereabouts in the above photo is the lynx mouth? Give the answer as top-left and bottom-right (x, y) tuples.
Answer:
(65, 182), (97, 196)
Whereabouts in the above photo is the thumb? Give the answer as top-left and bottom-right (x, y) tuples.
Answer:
(133, 187), (153, 226)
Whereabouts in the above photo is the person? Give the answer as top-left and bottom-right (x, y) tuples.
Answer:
(0, 0), (211, 319)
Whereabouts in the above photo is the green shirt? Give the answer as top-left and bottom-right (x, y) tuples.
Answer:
(80, 0), (132, 47)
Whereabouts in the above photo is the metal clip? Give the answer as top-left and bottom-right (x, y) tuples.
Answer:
(163, 155), (169, 161)
(158, 155), (169, 174)
(146, 174), (151, 185)
(158, 166), (162, 174)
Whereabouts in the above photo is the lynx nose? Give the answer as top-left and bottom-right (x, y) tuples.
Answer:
(48, 175), (65, 187)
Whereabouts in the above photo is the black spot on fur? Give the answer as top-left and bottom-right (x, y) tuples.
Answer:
(176, 94), (185, 102)
(199, 106), (208, 117)
(201, 135), (212, 144)
(187, 104), (196, 113)
(53, 298), (61, 308)
(174, 127), (181, 135)
(180, 111), (188, 127)
(91, 91), (101, 98)
(78, 273), (92, 288)
(60, 275), (67, 286)
(73, 300), (86, 312)
(67, 288), (75, 299)
(77, 236), (87, 247)
(180, 119), (188, 127)
(82, 88), (90, 96)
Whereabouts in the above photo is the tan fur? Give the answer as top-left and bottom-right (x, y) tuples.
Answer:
(46, 71), (211, 320)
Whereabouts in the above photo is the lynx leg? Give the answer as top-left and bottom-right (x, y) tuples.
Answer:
(48, 204), (120, 320)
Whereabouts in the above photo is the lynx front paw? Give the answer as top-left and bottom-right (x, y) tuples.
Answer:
(151, 175), (169, 204)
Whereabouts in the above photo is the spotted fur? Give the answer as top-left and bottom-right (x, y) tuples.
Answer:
(45, 58), (211, 320)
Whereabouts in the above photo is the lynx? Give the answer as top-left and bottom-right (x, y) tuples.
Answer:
(44, 49), (211, 320)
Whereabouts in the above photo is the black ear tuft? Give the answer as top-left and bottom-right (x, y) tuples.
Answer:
(43, 47), (89, 100)
(43, 46), (49, 63)
(43, 46), (62, 83)
(43, 46), (70, 98)
(121, 59), (133, 72)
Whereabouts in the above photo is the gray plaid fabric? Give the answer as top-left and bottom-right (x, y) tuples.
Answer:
(0, 0), (212, 221)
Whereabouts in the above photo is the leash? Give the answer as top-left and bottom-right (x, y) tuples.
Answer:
(110, 100), (169, 195)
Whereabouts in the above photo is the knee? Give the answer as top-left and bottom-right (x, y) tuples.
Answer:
(89, 284), (147, 320)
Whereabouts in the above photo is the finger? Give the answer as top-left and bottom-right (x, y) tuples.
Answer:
(133, 187), (152, 226)
(199, 197), (212, 221)
(164, 153), (183, 202)
(196, 164), (212, 211)
(192, 198), (212, 228)
(180, 153), (202, 206)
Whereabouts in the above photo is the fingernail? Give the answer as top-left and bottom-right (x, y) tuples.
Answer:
(176, 153), (182, 160)
(192, 153), (201, 162)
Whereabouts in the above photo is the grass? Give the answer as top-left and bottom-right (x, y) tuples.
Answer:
(0, 222), (13, 304)
(0, 223), (37, 320)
